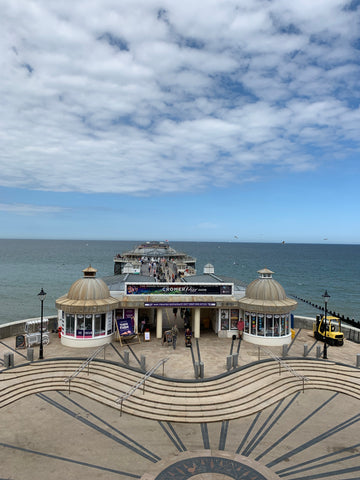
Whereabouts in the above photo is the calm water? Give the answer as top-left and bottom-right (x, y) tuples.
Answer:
(0, 239), (359, 325)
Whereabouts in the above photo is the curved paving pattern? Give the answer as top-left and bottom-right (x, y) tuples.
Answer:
(1, 347), (360, 479)
(0, 388), (359, 479)
(1, 358), (360, 422)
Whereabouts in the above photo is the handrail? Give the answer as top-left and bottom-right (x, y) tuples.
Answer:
(261, 347), (309, 391)
(64, 344), (108, 393)
(116, 357), (169, 416)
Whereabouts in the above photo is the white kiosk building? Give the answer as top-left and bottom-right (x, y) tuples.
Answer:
(56, 266), (119, 348)
(239, 268), (297, 346)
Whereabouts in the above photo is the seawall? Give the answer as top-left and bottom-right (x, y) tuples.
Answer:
(0, 316), (58, 339)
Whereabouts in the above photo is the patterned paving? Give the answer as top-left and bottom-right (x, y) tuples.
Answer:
(0, 388), (359, 479)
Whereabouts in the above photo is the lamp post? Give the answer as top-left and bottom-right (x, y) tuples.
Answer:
(322, 290), (330, 360)
(38, 288), (47, 360)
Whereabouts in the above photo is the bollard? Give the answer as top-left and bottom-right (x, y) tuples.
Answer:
(194, 361), (199, 378)
(232, 353), (238, 368)
(316, 345), (321, 358)
(303, 344), (308, 357)
(4, 352), (10, 368)
(124, 350), (130, 365)
(357, 354), (360, 368)
(4, 352), (14, 368)
(282, 344), (288, 358)
(140, 355), (146, 371)
(27, 347), (34, 362)
(199, 361), (204, 378)
(226, 355), (232, 371)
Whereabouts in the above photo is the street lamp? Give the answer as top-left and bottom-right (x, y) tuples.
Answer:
(38, 288), (47, 360)
(322, 290), (330, 359)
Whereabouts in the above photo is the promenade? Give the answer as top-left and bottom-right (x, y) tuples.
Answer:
(0, 329), (360, 480)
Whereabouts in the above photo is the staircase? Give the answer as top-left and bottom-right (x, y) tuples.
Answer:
(1, 358), (359, 423)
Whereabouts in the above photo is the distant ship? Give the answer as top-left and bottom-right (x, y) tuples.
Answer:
(113, 241), (196, 275)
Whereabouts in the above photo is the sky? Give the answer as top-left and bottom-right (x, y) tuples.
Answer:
(1, 0), (360, 244)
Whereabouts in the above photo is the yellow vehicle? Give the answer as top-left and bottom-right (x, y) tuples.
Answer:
(313, 315), (344, 346)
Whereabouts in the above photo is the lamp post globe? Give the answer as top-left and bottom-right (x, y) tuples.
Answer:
(38, 288), (47, 360)
(322, 290), (330, 360)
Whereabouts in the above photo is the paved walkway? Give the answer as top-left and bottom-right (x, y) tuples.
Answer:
(0, 330), (360, 480)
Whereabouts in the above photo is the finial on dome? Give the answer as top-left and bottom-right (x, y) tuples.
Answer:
(83, 265), (97, 277)
(257, 268), (274, 278)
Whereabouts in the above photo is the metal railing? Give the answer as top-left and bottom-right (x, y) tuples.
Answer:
(115, 357), (169, 416)
(64, 344), (108, 393)
(261, 347), (309, 392)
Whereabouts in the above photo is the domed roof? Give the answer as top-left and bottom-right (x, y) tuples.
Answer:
(56, 266), (120, 314)
(67, 267), (111, 301)
(246, 268), (286, 301)
(239, 268), (297, 314)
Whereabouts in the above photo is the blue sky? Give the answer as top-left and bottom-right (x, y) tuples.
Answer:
(1, 0), (359, 243)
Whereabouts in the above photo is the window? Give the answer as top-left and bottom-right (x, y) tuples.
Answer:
(244, 313), (250, 333)
(65, 314), (75, 336)
(258, 315), (264, 336)
(220, 310), (229, 330)
(94, 314), (106, 336)
(251, 315), (257, 335)
(76, 314), (85, 337)
(230, 310), (239, 330)
(85, 314), (93, 337)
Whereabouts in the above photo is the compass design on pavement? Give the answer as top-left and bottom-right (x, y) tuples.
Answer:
(0, 389), (360, 480)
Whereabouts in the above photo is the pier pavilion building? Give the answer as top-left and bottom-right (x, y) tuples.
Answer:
(55, 264), (297, 347)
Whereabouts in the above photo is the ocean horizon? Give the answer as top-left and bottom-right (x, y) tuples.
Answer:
(0, 239), (359, 326)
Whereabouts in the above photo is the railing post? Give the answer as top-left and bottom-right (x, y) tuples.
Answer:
(232, 353), (238, 369)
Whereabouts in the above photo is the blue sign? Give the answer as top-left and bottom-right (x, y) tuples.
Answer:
(116, 318), (134, 336)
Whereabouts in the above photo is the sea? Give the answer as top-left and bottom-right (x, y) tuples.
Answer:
(0, 239), (359, 326)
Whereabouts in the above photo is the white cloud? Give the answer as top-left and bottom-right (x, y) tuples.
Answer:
(0, 203), (66, 215)
(0, 0), (359, 196)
